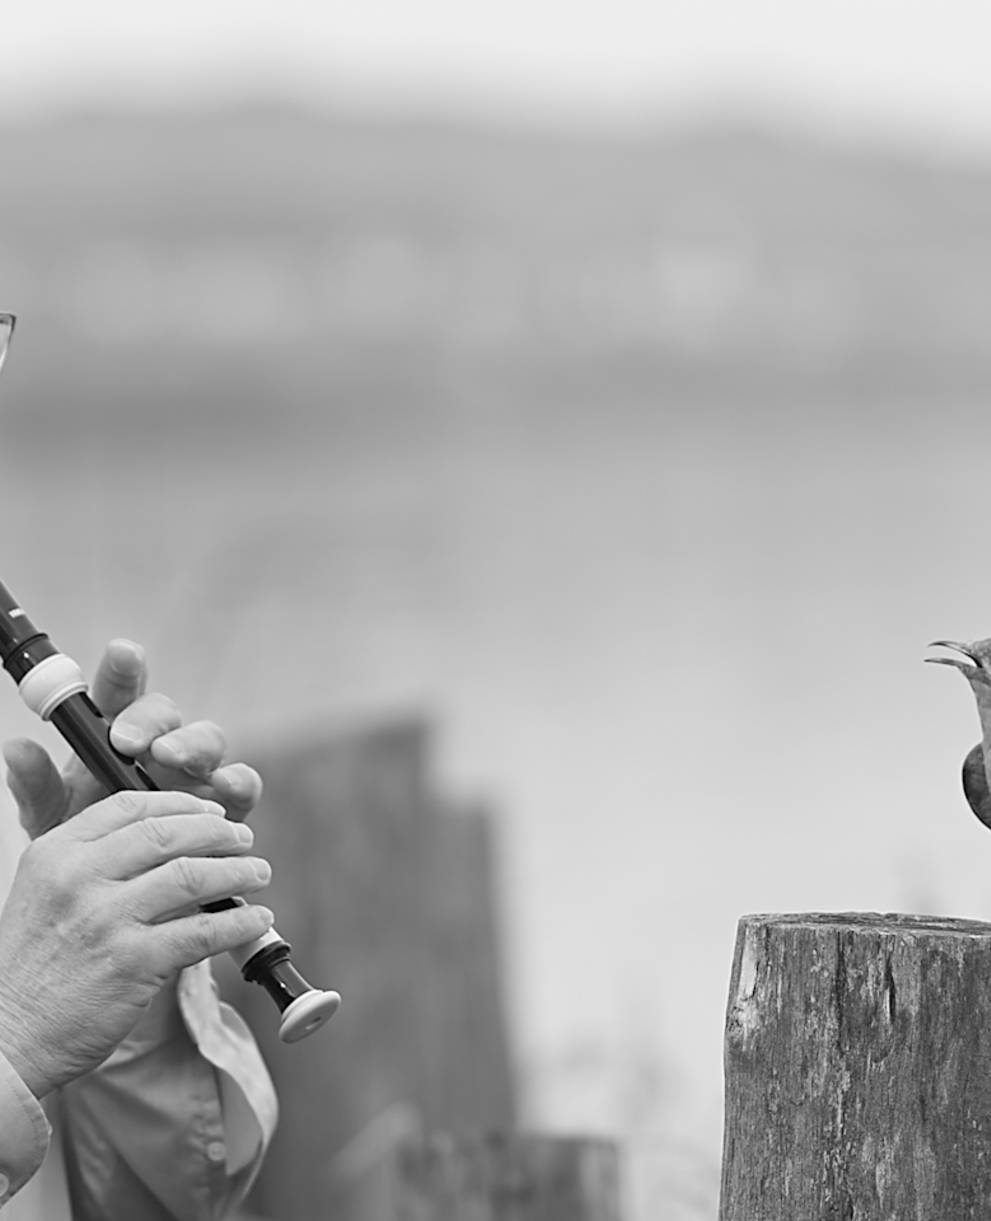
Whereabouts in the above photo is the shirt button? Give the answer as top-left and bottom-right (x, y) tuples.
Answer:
(0, 1171), (10, 1197)
(206, 1141), (226, 1164)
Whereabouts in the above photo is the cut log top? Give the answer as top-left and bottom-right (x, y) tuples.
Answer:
(740, 911), (991, 938)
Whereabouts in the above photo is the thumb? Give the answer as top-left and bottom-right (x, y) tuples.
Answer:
(3, 738), (68, 839)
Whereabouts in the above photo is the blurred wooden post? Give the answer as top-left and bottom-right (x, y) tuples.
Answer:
(235, 717), (516, 1221)
(395, 1133), (623, 1221)
(719, 912), (991, 1219)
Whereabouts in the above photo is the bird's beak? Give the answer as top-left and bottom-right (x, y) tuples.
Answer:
(927, 639), (980, 675)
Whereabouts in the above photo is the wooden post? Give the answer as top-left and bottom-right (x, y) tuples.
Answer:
(234, 717), (515, 1221)
(394, 1133), (623, 1221)
(719, 912), (991, 1219)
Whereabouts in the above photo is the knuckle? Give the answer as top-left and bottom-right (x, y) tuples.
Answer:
(139, 816), (172, 853)
(171, 855), (203, 896)
(195, 810), (227, 842)
(113, 791), (145, 820)
(19, 839), (84, 916)
(215, 820), (243, 852)
(180, 915), (215, 963)
(76, 898), (118, 952)
(46, 853), (75, 897)
(115, 929), (150, 974)
(184, 812), (234, 853)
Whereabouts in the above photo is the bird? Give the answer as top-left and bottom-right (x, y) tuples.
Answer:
(928, 638), (991, 829)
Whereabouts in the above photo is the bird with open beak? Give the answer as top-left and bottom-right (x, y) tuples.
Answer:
(928, 638), (991, 828)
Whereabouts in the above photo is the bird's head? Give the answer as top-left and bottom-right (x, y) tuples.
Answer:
(927, 638), (991, 689)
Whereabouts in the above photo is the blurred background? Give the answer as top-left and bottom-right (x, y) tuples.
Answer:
(5, 3), (991, 1217)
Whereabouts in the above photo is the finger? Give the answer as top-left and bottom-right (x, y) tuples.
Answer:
(2, 738), (68, 838)
(150, 903), (275, 971)
(109, 692), (183, 757)
(205, 763), (263, 823)
(104, 812), (255, 880)
(90, 639), (148, 721)
(125, 854), (272, 922)
(65, 789), (227, 842)
(149, 720), (227, 779)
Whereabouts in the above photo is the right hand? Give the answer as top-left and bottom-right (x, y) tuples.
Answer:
(0, 788), (273, 1099)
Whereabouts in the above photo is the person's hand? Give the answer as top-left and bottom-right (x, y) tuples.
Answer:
(2, 638), (262, 838)
(0, 788), (273, 1098)
(0, 637), (270, 1098)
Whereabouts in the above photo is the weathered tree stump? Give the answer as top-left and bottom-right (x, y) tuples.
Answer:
(719, 912), (991, 1220)
(394, 1132), (622, 1221)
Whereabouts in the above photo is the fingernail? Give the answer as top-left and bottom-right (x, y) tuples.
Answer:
(216, 767), (241, 793)
(251, 859), (272, 883)
(109, 640), (144, 675)
(154, 741), (182, 766)
(111, 724), (144, 748)
(234, 823), (254, 845)
(202, 800), (226, 817)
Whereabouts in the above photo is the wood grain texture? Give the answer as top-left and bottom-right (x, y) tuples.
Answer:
(719, 913), (991, 1220)
(394, 1133), (622, 1221)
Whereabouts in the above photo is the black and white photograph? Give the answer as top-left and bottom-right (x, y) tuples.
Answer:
(1, 4), (991, 1218)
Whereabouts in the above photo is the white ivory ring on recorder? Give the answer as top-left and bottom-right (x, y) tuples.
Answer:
(18, 653), (88, 721)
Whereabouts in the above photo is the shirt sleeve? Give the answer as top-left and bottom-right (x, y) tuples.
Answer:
(0, 1047), (50, 1208)
(56, 961), (278, 1221)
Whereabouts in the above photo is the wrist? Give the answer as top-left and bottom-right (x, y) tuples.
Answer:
(0, 995), (57, 1100)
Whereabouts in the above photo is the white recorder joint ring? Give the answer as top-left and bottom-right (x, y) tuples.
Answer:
(18, 654), (88, 721)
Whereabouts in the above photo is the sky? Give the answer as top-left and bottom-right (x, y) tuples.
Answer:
(3, 1), (991, 147)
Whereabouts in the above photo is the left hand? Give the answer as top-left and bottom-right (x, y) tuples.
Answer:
(2, 638), (262, 840)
